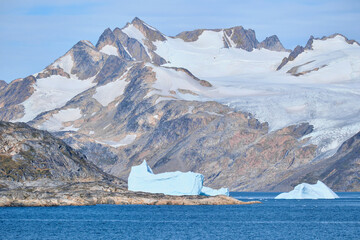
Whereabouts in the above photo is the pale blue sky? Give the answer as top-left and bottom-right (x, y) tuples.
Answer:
(0, 0), (359, 82)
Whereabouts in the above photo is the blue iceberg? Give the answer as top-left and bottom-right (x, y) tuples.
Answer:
(275, 181), (339, 199)
(200, 186), (229, 197)
(128, 160), (229, 196)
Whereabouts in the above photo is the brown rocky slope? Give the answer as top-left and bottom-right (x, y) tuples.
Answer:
(0, 121), (257, 206)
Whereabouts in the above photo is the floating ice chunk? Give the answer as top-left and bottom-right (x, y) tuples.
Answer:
(128, 160), (204, 196)
(275, 180), (339, 199)
(200, 186), (229, 196)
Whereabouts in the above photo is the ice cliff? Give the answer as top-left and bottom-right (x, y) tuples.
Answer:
(275, 181), (339, 199)
(128, 160), (229, 196)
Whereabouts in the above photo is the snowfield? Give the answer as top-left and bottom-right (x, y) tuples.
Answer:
(153, 32), (360, 157)
(99, 45), (119, 57)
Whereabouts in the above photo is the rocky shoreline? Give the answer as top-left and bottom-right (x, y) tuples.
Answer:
(0, 182), (260, 207)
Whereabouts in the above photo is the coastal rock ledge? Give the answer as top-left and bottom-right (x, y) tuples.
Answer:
(0, 182), (260, 207)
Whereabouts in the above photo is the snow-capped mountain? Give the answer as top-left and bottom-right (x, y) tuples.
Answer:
(0, 17), (359, 191)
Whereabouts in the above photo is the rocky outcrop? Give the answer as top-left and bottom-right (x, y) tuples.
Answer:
(224, 26), (258, 51)
(70, 41), (107, 80)
(36, 67), (70, 79)
(0, 80), (7, 91)
(0, 76), (36, 121)
(176, 29), (209, 42)
(257, 35), (288, 52)
(0, 76), (36, 108)
(0, 181), (259, 206)
(96, 28), (133, 61)
(176, 27), (287, 52)
(130, 17), (166, 42)
(0, 121), (121, 183)
(176, 26), (260, 51)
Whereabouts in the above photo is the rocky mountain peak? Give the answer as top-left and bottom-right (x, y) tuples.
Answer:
(131, 16), (144, 25)
(257, 35), (288, 52)
(0, 80), (8, 91)
(127, 17), (166, 42)
(224, 26), (258, 51)
(95, 28), (116, 49)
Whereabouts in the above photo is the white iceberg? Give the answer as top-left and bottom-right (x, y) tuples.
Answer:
(128, 160), (229, 196)
(275, 181), (339, 199)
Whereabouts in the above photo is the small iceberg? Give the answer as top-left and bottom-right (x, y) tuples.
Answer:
(200, 186), (229, 197)
(128, 160), (229, 196)
(275, 181), (339, 199)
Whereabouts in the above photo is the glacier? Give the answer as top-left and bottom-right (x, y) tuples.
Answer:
(128, 160), (229, 196)
(155, 33), (360, 158)
(275, 181), (339, 199)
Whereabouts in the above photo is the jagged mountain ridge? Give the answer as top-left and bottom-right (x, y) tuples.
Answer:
(0, 17), (359, 191)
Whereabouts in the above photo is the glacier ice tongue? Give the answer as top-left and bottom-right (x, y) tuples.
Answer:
(128, 160), (229, 196)
(275, 181), (339, 199)
(128, 160), (204, 196)
(200, 186), (229, 197)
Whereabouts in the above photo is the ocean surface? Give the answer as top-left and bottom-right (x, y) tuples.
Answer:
(1, 192), (360, 240)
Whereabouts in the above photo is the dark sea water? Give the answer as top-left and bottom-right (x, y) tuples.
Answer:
(1, 192), (360, 240)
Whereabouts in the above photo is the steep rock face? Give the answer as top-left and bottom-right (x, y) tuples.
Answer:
(0, 121), (120, 184)
(0, 76), (36, 108)
(113, 27), (151, 62)
(130, 17), (166, 42)
(0, 80), (8, 91)
(273, 131), (360, 191)
(95, 28), (132, 61)
(0, 76), (36, 121)
(258, 35), (288, 52)
(224, 26), (258, 51)
(120, 17), (167, 65)
(70, 41), (107, 80)
(94, 55), (129, 85)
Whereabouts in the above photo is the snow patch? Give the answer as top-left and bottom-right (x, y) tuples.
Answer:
(52, 54), (74, 74)
(17, 75), (95, 122)
(93, 77), (129, 106)
(99, 45), (119, 57)
(38, 108), (82, 132)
